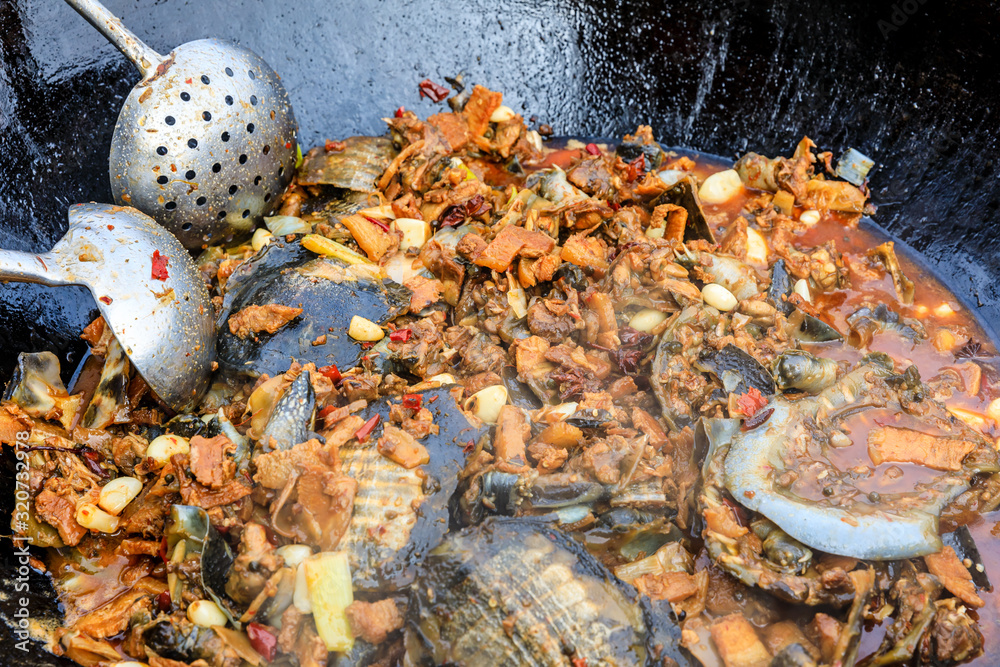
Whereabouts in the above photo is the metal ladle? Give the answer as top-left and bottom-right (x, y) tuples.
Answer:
(0, 203), (215, 412)
(65, 0), (298, 250)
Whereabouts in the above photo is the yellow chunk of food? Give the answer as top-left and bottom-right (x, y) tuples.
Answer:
(301, 234), (371, 265)
(304, 552), (355, 652)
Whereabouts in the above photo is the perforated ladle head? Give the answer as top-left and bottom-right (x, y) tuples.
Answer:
(0, 203), (215, 412)
(65, 0), (298, 250)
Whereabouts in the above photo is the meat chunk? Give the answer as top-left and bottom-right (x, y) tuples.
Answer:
(35, 489), (87, 546)
(493, 405), (528, 464)
(377, 424), (430, 469)
(474, 225), (556, 272)
(228, 304), (303, 339)
(924, 546), (985, 608)
(632, 571), (701, 603)
(346, 599), (404, 644)
(403, 275), (444, 312)
(710, 614), (771, 667)
(868, 427), (976, 472)
(189, 434), (234, 489)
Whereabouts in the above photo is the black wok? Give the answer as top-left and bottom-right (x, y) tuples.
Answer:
(1, 0), (998, 663)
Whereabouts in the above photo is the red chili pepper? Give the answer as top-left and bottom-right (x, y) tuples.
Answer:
(610, 201), (621, 212)
(571, 658), (588, 667)
(317, 365), (342, 382)
(418, 78), (450, 102)
(159, 536), (169, 562)
(354, 414), (381, 443)
(389, 328), (412, 342)
(584, 143), (601, 156)
(402, 394), (422, 409)
(395, 106), (406, 118)
(363, 215), (390, 233)
(285, 141), (293, 149)
(626, 154), (646, 182)
(151, 249), (170, 281)
(156, 590), (171, 612)
(246, 623), (278, 661)
(99, 296), (112, 305)
(462, 440), (475, 454)
(736, 387), (768, 418)
(318, 405), (338, 419)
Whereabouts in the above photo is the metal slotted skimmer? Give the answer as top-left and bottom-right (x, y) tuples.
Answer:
(66, 0), (298, 249)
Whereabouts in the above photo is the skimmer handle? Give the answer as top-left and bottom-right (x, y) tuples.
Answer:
(64, 0), (163, 78)
(0, 248), (72, 287)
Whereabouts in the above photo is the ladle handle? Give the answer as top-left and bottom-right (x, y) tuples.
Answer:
(0, 249), (72, 287)
(64, 0), (163, 78)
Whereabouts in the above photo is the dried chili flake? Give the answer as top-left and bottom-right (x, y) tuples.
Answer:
(626, 154), (646, 182)
(736, 387), (768, 418)
(612, 326), (654, 374)
(395, 106), (406, 118)
(355, 414), (381, 443)
(317, 364), (342, 382)
(317, 405), (338, 420)
(99, 296), (113, 305)
(151, 250), (170, 281)
(571, 658), (588, 667)
(402, 394), (422, 410)
(159, 536), (169, 562)
(325, 139), (346, 152)
(247, 623), (278, 661)
(438, 194), (492, 229)
(363, 215), (390, 233)
(463, 440), (475, 454)
(584, 143), (601, 156)
(551, 368), (603, 401)
(955, 338), (984, 359)
(389, 328), (413, 342)
(609, 201), (621, 212)
(156, 590), (171, 613)
(418, 78), (450, 102)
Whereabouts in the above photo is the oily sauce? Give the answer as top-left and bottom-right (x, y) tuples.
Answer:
(685, 147), (1000, 665)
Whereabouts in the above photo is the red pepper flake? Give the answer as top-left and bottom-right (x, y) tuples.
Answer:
(99, 296), (112, 305)
(325, 139), (346, 152)
(609, 201), (621, 212)
(428, 395), (438, 403)
(402, 393), (422, 409)
(363, 215), (390, 233)
(736, 387), (768, 418)
(418, 78), (450, 102)
(185, 78), (192, 84)
(317, 364), (342, 382)
(742, 407), (775, 431)
(159, 536), (169, 562)
(584, 143), (601, 156)
(626, 154), (646, 182)
(107, 225), (114, 230)
(318, 405), (338, 419)
(462, 440), (475, 454)
(395, 106), (406, 118)
(389, 328), (412, 342)
(355, 414), (381, 443)
(572, 658), (588, 667)
(246, 623), (278, 662)
(285, 141), (293, 149)
(156, 590), (171, 612)
(151, 249), (170, 281)
(438, 194), (491, 229)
